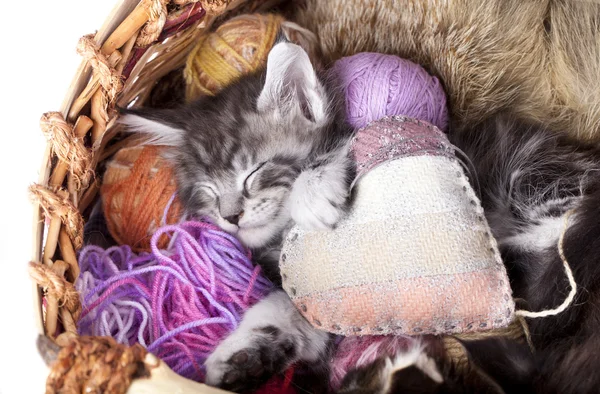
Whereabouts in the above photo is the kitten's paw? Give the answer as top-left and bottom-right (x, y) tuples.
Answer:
(205, 326), (295, 392)
(290, 168), (349, 230)
(290, 188), (345, 230)
(206, 291), (329, 392)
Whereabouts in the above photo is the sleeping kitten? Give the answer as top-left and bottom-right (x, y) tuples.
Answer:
(338, 115), (600, 394)
(121, 41), (355, 391)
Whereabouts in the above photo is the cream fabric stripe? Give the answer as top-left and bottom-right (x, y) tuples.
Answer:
(347, 156), (479, 224)
(282, 212), (498, 297)
(281, 156), (502, 298)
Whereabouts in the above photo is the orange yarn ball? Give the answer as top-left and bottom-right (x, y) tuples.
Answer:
(101, 145), (183, 252)
(184, 13), (320, 101)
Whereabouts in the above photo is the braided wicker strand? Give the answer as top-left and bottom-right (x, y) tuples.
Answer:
(137, 0), (169, 47)
(30, 185), (85, 251)
(76, 34), (125, 144)
(76, 36), (124, 110)
(40, 112), (93, 190)
(44, 336), (148, 394)
(28, 260), (82, 338)
(38, 335), (233, 394)
(199, 0), (232, 12)
(28, 262), (81, 317)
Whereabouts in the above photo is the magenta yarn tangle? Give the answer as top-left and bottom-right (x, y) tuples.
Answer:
(77, 220), (273, 381)
(329, 335), (416, 391)
(334, 52), (449, 131)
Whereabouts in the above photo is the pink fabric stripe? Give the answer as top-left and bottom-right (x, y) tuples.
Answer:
(350, 116), (455, 181)
(293, 268), (514, 336)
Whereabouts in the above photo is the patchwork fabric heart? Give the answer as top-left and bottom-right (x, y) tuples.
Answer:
(280, 116), (514, 336)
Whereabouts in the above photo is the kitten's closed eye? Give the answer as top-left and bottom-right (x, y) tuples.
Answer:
(243, 162), (267, 196)
(250, 162), (300, 192)
(199, 183), (218, 199)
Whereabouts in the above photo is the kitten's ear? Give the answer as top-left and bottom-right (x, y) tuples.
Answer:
(257, 42), (326, 123)
(118, 107), (185, 147)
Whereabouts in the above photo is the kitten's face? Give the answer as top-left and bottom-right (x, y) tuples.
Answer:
(122, 42), (337, 249)
(190, 156), (301, 248)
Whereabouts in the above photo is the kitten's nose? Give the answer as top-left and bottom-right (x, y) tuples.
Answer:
(220, 193), (243, 226)
(224, 211), (243, 226)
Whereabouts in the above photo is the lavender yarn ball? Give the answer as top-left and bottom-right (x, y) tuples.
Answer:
(334, 53), (448, 131)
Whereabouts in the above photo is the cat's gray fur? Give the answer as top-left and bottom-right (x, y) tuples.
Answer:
(121, 41), (354, 391)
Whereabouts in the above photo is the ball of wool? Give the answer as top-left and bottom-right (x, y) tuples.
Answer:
(77, 220), (274, 382)
(333, 52), (449, 131)
(184, 13), (321, 101)
(101, 145), (182, 252)
(184, 13), (284, 101)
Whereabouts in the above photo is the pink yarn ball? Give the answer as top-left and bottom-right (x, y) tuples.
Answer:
(334, 52), (449, 131)
(330, 335), (415, 390)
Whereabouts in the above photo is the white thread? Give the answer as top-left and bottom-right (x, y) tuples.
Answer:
(516, 209), (577, 318)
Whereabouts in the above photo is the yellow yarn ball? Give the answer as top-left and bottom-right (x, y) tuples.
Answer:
(184, 13), (283, 101)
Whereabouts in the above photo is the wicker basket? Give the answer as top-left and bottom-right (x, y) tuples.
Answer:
(29, 1), (538, 392)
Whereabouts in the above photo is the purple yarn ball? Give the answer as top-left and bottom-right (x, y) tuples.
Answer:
(76, 220), (273, 381)
(333, 53), (448, 131)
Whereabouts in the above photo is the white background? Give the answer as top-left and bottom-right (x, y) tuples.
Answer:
(0, 1), (115, 391)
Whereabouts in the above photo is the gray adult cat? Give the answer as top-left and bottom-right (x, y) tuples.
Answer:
(121, 41), (357, 391)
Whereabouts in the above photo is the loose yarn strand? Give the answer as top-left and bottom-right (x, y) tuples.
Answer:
(517, 315), (535, 352)
(516, 209), (577, 318)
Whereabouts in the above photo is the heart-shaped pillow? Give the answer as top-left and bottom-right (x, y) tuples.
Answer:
(280, 116), (514, 336)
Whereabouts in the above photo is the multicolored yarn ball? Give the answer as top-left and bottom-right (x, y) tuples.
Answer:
(77, 220), (273, 381)
(101, 145), (182, 252)
(333, 52), (449, 131)
(184, 13), (320, 101)
(330, 335), (415, 391)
